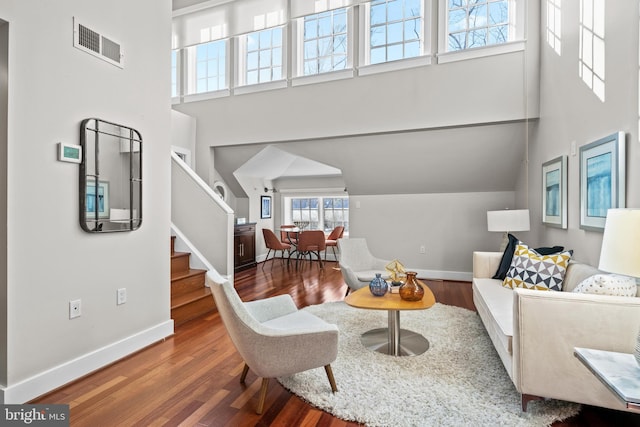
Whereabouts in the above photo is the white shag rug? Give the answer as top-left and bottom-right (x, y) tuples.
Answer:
(278, 301), (580, 427)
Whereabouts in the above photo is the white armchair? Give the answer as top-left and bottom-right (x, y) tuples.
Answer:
(337, 238), (390, 295)
(207, 273), (339, 414)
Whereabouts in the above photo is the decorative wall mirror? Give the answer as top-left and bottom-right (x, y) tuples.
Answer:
(80, 118), (142, 232)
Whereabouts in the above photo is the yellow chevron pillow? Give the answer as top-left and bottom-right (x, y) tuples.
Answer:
(502, 243), (573, 291)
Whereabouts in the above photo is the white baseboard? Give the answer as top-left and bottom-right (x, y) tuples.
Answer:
(413, 269), (473, 282)
(254, 255), (470, 281)
(0, 320), (174, 404)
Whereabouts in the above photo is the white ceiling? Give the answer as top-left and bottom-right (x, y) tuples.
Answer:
(233, 145), (341, 179)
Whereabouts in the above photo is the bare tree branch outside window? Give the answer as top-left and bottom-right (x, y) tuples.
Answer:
(303, 9), (348, 75)
(448, 0), (509, 51)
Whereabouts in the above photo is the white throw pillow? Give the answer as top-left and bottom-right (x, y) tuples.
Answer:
(573, 274), (638, 297)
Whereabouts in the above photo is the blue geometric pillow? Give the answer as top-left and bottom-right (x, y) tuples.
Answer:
(503, 243), (573, 291)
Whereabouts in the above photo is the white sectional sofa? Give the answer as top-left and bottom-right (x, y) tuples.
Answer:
(472, 251), (640, 412)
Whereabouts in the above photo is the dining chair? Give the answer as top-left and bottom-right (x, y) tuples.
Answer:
(296, 230), (326, 269)
(208, 274), (338, 414)
(262, 228), (291, 263)
(324, 225), (345, 261)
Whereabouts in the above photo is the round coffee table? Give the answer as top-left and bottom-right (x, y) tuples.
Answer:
(345, 283), (436, 356)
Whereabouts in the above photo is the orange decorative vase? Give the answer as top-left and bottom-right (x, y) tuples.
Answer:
(399, 271), (424, 301)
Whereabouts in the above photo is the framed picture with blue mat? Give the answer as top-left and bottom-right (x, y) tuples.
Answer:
(579, 131), (625, 231)
(542, 155), (567, 229)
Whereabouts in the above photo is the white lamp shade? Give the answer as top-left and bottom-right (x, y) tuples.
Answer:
(487, 209), (530, 232)
(598, 209), (640, 277)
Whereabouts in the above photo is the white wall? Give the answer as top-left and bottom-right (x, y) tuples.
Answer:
(0, 0), (173, 402)
(528, 1), (640, 266)
(171, 109), (197, 167)
(349, 191), (520, 277)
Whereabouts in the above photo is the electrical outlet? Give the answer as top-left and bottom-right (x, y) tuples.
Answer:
(69, 299), (81, 319)
(117, 288), (127, 305)
(419, 245), (426, 254)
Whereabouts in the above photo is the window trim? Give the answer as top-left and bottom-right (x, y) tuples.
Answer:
(234, 79), (288, 96)
(183, 88), (231, 103)
(171, 49), (181, 104)
(436, 39), (525, 64)
(359, 54), (432, 76)
(291, 68), (355, 87)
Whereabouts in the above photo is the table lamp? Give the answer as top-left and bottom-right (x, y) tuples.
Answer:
(487, 209), (530, 251)
(598, 209), (640, 365)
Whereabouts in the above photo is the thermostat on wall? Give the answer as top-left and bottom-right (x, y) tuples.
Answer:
(57, 142), (82, 164)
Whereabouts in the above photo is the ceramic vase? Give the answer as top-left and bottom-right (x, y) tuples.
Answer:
(369, 273), (388, 297)
(399, 271), (424, 301)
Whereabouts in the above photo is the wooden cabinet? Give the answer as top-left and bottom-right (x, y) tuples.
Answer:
(234, 223), (256, 271)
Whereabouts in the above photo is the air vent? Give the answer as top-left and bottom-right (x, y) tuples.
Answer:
(73, 18), (124, 68)
(78, 24), (100, 54)
(100, 36), (121, 64)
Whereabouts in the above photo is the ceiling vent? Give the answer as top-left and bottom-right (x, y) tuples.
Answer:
(73, 17), (124, 68)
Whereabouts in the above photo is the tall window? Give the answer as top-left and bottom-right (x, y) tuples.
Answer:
(171, 50), (178, 98)
(187, 39), (226, 95)
(323, 198), (349, 232)
(446, 0), (509, 51)
(369, 0), (423, 64)
(546, 0), (562, 55)
(245, 27), (283, 85)
(302, 8), (348, 75)
(579, 0), (605, 102)
(290, 197), (349, 233)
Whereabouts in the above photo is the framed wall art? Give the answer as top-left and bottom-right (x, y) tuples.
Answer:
(261, 195), (272, 219)
(86, 179), (110, 219)
(579, 131), (626, 231)
(542, 155), (567, 229)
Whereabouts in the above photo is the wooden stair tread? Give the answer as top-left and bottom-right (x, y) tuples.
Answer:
(169, 237), (214, 325)
(171, 287), (213, 309)
(171, 268), (207, 282)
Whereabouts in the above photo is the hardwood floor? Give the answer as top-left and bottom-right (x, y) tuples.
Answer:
(32, 259), (640, 426)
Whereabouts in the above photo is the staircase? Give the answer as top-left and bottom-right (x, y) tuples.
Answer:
(171, 236), (216, 325)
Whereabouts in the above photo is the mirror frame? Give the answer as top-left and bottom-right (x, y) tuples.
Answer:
(79, 118), (143, 233)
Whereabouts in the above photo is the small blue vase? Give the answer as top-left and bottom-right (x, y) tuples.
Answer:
(369, 273), (388, 296)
